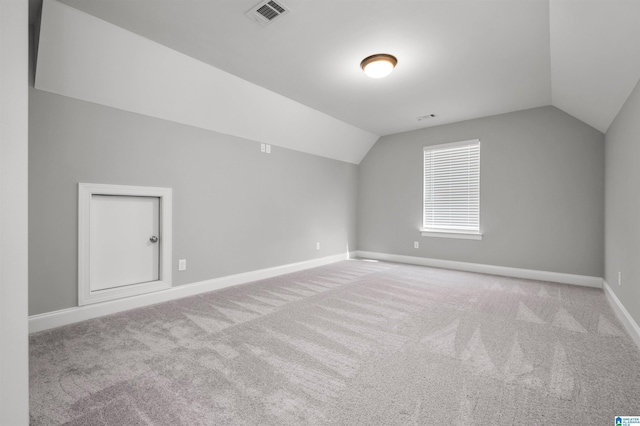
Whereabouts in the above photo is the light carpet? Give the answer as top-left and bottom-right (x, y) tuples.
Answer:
(30, 260), (640, 425)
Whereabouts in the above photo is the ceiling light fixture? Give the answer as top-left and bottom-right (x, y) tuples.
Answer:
(360, 54), (398, 79)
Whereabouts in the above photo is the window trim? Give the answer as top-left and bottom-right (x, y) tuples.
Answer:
(420, 230), (482, 240)
(421, 139), (482, 240)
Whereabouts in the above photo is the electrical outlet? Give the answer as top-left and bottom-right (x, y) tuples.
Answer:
(178, 259), (187, 271)
(266, 144), (271, 154)
(618, 271), (622, 286)
(260, 143), (265, 152)
(316, 242), (320, 250)
(414, 241), (419, 249)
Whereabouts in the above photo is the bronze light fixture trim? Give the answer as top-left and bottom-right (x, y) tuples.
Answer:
(360, 53), (398, 78)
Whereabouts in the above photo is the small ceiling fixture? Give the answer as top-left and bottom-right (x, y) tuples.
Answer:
(246, 0), (290, 26)
(360, 54), (397, 79)
(417, 113), (437, 121)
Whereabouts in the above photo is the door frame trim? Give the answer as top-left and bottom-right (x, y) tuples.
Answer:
(78, 183), (173, 306)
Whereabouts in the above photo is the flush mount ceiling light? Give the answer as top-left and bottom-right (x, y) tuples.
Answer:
(360, 53), (398, 78)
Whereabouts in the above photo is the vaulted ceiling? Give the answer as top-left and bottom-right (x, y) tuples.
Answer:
(32, 0), (640, 163)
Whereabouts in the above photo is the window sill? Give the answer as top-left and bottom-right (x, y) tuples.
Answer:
(420, 230), (483, 240)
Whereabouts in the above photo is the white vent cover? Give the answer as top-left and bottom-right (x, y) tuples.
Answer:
(417, 113), (437, 121)
(246, 0), (290, 26)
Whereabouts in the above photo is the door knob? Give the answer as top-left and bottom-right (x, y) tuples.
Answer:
(149, 236), (159, 243)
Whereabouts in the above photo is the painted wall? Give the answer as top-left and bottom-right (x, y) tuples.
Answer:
(29, 87), (358, 316)
(0, 0), (30, 422)
(358, 106), (604, 277)
(35, 0), (378, 165)
(604, 78), (640, 327)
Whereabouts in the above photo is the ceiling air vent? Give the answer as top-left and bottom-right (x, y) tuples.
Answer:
(417, 114), (437, 122)
(246, 0), (290, 26)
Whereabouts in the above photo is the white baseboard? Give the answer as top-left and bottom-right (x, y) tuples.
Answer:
(356, 251), (603, 288)
(29, 252), (355, 333)
(603, 280), (640, 350)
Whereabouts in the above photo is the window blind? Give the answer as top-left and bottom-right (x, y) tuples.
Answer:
(423, 139), (480, 233)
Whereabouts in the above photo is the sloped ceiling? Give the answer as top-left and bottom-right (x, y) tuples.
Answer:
(550, 0), (640, 133)
(34, 0), (379, 164)
(33, 0), (640, 163)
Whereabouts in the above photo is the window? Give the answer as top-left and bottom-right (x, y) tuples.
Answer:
(422, 139), (481, 239)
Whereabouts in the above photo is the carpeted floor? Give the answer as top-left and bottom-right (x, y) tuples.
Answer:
(30, 259), (640, 425)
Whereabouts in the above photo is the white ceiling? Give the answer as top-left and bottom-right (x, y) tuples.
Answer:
(55, 0), (554, 136)
(33, 0), (640, 146)
(550, 0), (640, 133)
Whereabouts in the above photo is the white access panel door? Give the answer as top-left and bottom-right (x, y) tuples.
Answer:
(90, 195), (160, 291)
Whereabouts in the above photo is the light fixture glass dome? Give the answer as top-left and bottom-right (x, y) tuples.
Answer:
(360, 54), (398, 78)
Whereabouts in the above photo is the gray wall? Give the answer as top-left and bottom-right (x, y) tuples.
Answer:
(357, 106), (604, 277)
(604, 78), (640, 327)
(29, 88), (358, 316)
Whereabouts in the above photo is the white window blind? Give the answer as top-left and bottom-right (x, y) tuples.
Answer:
(423, 139), (480, 234)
